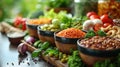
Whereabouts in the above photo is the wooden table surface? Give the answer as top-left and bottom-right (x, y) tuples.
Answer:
(0, 33), (53, 67)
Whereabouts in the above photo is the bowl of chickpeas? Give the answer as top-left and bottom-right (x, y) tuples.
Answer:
(77, 36), (120, 66)
(37, 24), (59, 46)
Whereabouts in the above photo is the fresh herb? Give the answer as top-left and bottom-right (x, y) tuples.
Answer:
(45, 0), (72, 8)
(94, 54), (120, 67)
(97, 30), (106, 37)
(85, 30), (96, 38)
(44, 47), (59, 58)
(67, 51), (85, 67)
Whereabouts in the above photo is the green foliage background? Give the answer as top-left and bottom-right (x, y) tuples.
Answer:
(0, 0), (40, 22)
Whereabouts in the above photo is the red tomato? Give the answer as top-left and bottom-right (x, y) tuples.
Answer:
(90, 15), (100, 20)
(93, 24), (103, 31)
(100, 14), (113, 24)
(103, 23), (112, 28)
(14, 17), (27, 31)
(87, 12), (97, 18)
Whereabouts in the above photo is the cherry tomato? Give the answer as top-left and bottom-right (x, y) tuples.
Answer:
(93, 24), (103, 31)
(100, 14), (113, 24)
(90, 15), (100, 20)
(87, 12), (97, 18)
(103, 23), (112, 28)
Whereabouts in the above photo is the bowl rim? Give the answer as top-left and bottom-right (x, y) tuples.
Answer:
(26, 21), (38, 30)
(6, 32), (25, 38)
(54, 31), (82, 44)
(37, 25), (55, 37)
(77, 39), (120, 57)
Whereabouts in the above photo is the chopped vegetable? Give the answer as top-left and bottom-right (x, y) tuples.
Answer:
(97, 30), (106, 37)
(56, 28), (86, 38)
(85, 30), (96, 38)
(67, 51), (85, 67)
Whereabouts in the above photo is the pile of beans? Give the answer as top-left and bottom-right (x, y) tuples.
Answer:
(80, 36), (120, 50)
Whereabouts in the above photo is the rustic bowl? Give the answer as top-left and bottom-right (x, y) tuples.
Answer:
(37, 26), (55, 46)
(26, 21), (38, 38)
(77, 39), (120, 67)
(54, 31), (81, 54)
(7, 32), (25, 45)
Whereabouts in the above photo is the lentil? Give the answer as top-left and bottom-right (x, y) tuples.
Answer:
(56, 28), (86, 38)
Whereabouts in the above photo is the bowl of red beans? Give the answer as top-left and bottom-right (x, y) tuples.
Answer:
(77, 36), (120, 66)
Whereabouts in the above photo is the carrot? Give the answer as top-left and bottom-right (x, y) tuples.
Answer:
(56, 28), (86, 38)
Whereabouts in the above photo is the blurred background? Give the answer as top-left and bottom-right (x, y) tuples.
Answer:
(0, 0), (73, 22)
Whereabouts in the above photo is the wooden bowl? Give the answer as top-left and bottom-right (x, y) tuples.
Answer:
(54, 31), (80, 54)
(26, 22), (38, 38)
(77, 39), (120, 67)
(7, 32), (25, 45)
(37, 26), (55, 46)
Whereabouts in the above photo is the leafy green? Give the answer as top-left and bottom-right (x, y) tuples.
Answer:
(97, 30), (106, 37)
(44, 47), (59, 58)
(85, 30), (96, 38)
(94, 54), (120, 67)
(45, 0), (72, 8)
(40, 9), (73, 30)
(67, 51), (85, 67)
